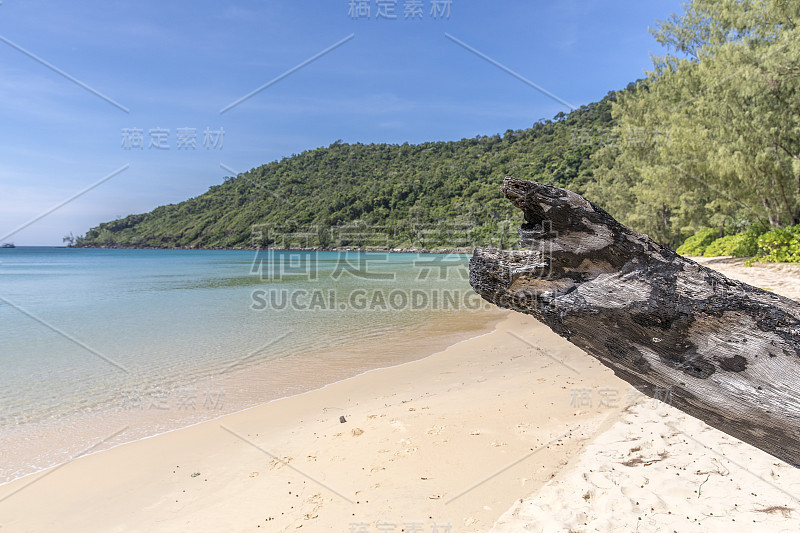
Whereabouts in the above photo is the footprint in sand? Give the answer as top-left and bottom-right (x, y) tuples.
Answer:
(352, 428), (364, 437)
(426, 425), (445, 435)
(302, 493), (323, 520)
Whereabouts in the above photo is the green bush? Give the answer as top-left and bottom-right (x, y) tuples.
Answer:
(676, 228), (718, 256)
(703, 233), (754, 257)
(756, 225), (800, 263)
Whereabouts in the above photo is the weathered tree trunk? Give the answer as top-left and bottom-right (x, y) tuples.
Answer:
(469, 177), (800, 467)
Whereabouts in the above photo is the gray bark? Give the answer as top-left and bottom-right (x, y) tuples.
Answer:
(469, 177), (800, 467)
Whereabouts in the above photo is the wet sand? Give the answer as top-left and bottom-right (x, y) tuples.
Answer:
(1, 308), (505, 485)
(2, 258), (798, 532)
(0, 311), (628, 532)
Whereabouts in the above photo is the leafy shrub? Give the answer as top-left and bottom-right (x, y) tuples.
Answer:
(703, 234), (753, 257)
(676, 228), (718, 256)
(703, 224), (767, 257)
(756, 225), (800, 263)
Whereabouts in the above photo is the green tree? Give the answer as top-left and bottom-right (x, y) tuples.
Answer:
(77, 92), (620, 249)
(592, 0), (800, 245)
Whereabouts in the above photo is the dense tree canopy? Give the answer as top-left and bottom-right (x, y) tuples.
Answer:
(77, 93), (617, 249)
(78, 0), (800, 255)
(588, 0), (800, 246)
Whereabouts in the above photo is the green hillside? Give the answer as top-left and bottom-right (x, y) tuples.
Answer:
(77, 0), (800, 260)
(76, 90), (619, 249)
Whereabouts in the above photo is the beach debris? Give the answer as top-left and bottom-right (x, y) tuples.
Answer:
(754, 505), (794, 518)
(351, 427), (364, 436)
(339, 415), (347, 423)
(470, 177), (800, 468)
(190, 472), (200, 478)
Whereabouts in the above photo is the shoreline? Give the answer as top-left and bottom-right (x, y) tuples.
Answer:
(4, 255), (797, 530)
(1, 307), (505, 487)
(0, 311), (505, 491)
(0, 311), (628, 532)
(68, 245), (480, 254)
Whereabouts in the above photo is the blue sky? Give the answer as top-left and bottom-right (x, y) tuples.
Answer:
(0, 0), (685, 245)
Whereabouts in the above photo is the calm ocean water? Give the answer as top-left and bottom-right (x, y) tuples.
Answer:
(0, 247), (495, 482)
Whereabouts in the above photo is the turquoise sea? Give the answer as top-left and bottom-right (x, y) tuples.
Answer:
(0, 247), (497, 483)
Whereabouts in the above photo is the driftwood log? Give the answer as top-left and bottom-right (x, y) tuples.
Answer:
(469, 177), (800, 467)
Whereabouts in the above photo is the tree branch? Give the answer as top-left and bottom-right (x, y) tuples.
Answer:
(470, 177), (800, 467)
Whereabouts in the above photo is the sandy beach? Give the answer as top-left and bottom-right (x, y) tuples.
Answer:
(1, 310), (628, 532)
(490, 398), (800, 532)
(0, 308), (506, 486)
(1, 258), (798, 532)
(490, 257), (800, 532)
(692, 256), (800, 301)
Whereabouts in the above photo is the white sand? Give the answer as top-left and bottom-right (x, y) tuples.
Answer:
(488, 258), (800, 532)
(1, 258), (797, 532)
(489, 400), (800, 532)
(691, 256), (800, 301)
(0, 312), (628, 532)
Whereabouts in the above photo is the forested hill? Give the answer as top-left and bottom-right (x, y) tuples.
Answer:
(76, 1), (800, 256)
(76, 89), (620, 249)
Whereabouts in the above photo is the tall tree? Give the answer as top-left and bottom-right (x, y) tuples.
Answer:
(591, 0), (800, 245)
